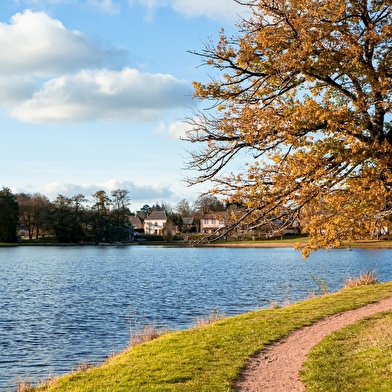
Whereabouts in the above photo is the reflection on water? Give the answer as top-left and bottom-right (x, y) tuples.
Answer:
(0, 245), (391, 390)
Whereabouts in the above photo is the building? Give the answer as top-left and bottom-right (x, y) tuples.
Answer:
(199, 212), (229, 234)
(144, 211), (167, 235)
(128, 215), (144, 232)
(181, 217), (197, 233)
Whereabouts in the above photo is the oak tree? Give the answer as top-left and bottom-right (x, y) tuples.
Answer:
(185, 0), (392, 256)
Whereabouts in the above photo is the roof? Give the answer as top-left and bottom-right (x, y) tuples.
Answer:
(129, 215), (143, 226)
(144, 211), (167, 221)
(201, 211), (230, 220)
(182, 217), (195, 225)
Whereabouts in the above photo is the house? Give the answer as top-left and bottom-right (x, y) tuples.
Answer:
(181, 217), (197, 233)
(200, 212), (229, 234)
(144, 211), (167, 235)
(128, 215), (144, 232)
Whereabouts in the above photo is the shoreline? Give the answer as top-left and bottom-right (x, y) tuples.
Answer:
(2, 240), (392, 249)
(201, 240), (392, 249)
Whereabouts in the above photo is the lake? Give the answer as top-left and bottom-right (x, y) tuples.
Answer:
(1, 245), (391, 390)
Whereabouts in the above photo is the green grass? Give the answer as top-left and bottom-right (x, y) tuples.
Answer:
(33, 281), (392, 392)
(301, 310), (392, 391)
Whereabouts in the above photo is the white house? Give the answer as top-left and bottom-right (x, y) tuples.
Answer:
(144, 211), (167, 235)
(200, 212), (228, 234)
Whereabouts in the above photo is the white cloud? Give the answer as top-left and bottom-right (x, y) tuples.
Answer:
(11, 68), (193, 123)
(0, 76), (36, 105)
(0, 10), (126, 77)
(38, 179), (174, 204)
(88, 0), (120, 15)
(128, 0), (243, 21)
(171, 0), (243, 21)
(153, 119), (190, 140)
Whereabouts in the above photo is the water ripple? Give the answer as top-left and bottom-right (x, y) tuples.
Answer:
(1, 246), (391, 390)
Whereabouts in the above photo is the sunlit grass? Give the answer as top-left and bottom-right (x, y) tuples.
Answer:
(34, 281), (392, 392)
(301, 311), (392, 391)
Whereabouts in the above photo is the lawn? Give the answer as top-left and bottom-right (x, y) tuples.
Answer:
(32, 281), (392, 392)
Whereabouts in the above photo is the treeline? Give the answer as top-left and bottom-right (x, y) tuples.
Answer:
(0, 187), (226, 243)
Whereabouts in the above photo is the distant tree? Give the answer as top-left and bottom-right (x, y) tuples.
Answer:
(91, 190), (111, 242)
(166, 213), (183, 233)
(16, 193), (35, 239)
(50, 194), (87, 243)
(140, 204), (152, 217)
(175, 199), (193, 216)
(194, 195), (225, 214)
(151, 202), (172, 213)
(111, 189), (131, 241)
(69, 193), (87, 241)
(0, 187), (19, 242)
(32, 193), (51, 239)
(51, 195), (73, 242)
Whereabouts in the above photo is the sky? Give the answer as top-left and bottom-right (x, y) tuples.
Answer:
(0, 0), (244, 210)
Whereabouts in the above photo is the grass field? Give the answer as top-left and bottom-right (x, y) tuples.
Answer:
(27, 280), (392, 392)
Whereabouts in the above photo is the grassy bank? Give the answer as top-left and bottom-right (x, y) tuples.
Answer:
(302, 310), (392, 391)
(31, 281), (392, 392)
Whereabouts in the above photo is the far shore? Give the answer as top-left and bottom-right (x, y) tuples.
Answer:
(203, 240), (392, 249)
(3, 239), (392, 249)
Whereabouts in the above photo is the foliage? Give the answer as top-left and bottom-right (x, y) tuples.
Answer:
(185, 0), (392, 257)
(166, 213), (183, 231)
(111, 189), (131, 241)
(174, 198), (193, 216)
(35, 281), (392, 392)
(0, 187), (19, 242)
(14, 189), (138, 243)
(50, 194), (87, 243)
(194, 195), (225, 214)
(16, 193), (50, 240)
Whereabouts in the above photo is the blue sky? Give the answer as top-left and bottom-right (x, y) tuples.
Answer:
(0, 0), (243, 209)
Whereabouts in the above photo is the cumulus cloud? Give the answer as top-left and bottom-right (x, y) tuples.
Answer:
(128, 0), (243, 21)
(0, 10), (194, 124)
(11, 68), (193, 123)
(0, 76), (36, 105)
(153, 119), (190, 140)
(0, 10), (125, 77)
(39, 179), (174, 203)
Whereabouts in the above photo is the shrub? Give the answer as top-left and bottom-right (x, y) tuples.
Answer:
(343, 271), (378, 289)
(194, 310), (225, 328)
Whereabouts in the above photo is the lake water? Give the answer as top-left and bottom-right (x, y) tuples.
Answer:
(1, 245), (391, 391)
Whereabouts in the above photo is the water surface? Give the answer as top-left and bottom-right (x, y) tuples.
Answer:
(0, 245), (391, 390)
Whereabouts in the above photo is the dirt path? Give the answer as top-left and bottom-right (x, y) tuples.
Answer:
(235, 296), (392, 391)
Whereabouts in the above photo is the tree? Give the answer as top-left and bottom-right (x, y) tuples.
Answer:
(0, 187), (19, 242)
(51, 195), (73, 242)
(111, 189), (131, 241)
(174, 199), (193, 216)
(91, 190), (111, 242)
(185, 0), (392, 257)
(50, 194), (87, 243)
(139, 204), (152, 217)
(166, 213), (184, 233)
(31, 193), (51, 239)
(194, 195), (225, 214)
(17, 192), (51, 239)
(17, 193), (35, 239)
